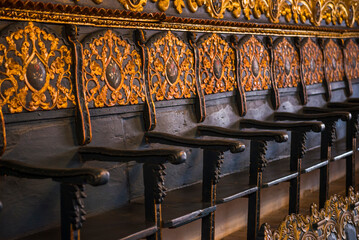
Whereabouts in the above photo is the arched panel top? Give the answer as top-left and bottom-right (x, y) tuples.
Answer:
(146, 31), (196, 101)
(344, 39), (359, 81)
(0, 22), (75, 114)
(197, 33), (236, 95)
(323, 39), (344, 82)
(238, 35), (270, 92)
(301, 38), (324, 85)
(82, 29), (144, 108)
(272, 37), (300, 88)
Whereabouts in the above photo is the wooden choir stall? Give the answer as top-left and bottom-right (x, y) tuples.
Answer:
(0, 0), (358, 239)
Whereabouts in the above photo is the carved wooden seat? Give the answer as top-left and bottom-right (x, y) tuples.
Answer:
(258, 187), (359, 240)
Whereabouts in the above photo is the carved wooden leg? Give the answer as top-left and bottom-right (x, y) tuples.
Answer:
(289, 131), (306, 214)
(320, 121), (334, 208)
(60, 183), (86, 240)
(202, 150), (224, 240)
(143, 163), (166, 240)
(247, 140), (267, 240)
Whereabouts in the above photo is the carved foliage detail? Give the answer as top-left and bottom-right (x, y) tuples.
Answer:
(148, 31), (196, 101)
(198, 34), (236, 95)
(0, 22), (75, 113)
(344, 39), (359, 80)
(302, 38), (324, 85)
(273, 38), (300, 88)
(239, 36), (270, 91)
(117, 0), (147, 11)
(83, 30), (144, 108)
(324, 40), (344, 82)
(65, 184), (87, 231)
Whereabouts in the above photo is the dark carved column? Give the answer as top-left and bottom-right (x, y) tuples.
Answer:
(294, 37), (308, 105)
(339, 39), (353, 96)
(265, 37), (280, 110)
(60, 184), (87, 240)
(247, 140), (267, 240)
(231, 35), (247, 116)
(188, 32), (206, 122)
(202, 150), (224, 240)
(319, 38), (332, 102)
(65, 24), (92, 145)
(289, 131), (307, 214)
(135, 30), (157, 131)
(143, 163), (167, 240)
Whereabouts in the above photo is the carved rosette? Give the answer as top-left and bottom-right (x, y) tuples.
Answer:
(344, 39), (359, 80)
(198, 34), (236, 95)
(147, 31), (196, 101)
(302, 38), (324, 85)
(239, 36), (270, 91)
(0, 22), (75, 113)
(83, 30), (144, 108)
(273, 38), (300, 88)
(271, 214), (315, 239)
(324, 40), (344, 82)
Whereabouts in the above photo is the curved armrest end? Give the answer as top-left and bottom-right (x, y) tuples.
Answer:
(197, 125), (288, 143)
(79, 147), (186, 165)
(240, 119), (325, 133)
(274, 112), (351, 122)
(0, 159), (110, 186)
(145, 132), (245, 153)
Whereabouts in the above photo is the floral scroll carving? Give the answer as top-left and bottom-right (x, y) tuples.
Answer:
(198, 34), (236, 95)
(344, 39), (359, 81)
(83, 30), (145, 108)
(147, 31), (196, 101)
(273, 38), (300, 88)
(239, 36), (270, 91)
(301, 38), (324, 85)
(323, 39), (344, 82)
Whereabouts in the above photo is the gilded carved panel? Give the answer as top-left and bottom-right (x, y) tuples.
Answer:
(83, 30), (144, 108)
(344, 39), (359, 80)
(147, 31), (196, 101)
(198, 34), (236, 95)
(301, 38), (324, 85)
(273, 38), (300, 88)
(0, 22), (75, 113)
(239, 36), (270, 91)
(323, 39), (344, 82)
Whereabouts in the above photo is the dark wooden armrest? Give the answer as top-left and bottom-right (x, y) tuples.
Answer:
(347, 98), (359, 103)
(0, 159), (109, 186)
(79, 147), (186, 165)
(327, 102), (359, 109)
(304, 106), (359, 113)
(197, 125), (288, 143)
(239, 119), (324, 133)
(145, 132), (245, 153)
(274, 111), (351, 122)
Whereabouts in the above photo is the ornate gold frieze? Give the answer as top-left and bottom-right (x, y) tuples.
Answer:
(273, 38), (300, 88)
(323, 39), (344, 82)
(147, 31), (196, 101)
(301, 38), (324, 85)
(83, 30), (145, 108)
(0, 22), (75, 113)
(198, 34), (236, 95)
(239, 36), (270, 91)
(71, 0), (358, 27)
(344, 39), (359, 80)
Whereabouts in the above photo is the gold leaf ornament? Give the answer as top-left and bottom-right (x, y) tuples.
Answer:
(118, 0), (147, 11)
